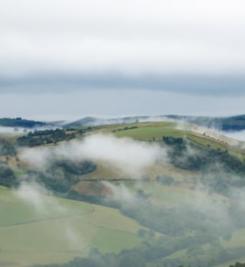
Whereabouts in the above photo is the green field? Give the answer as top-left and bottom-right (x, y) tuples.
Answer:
(99, 121), (245, 160)
(0, 186), (142, 267)
(1, 121), (245, 267)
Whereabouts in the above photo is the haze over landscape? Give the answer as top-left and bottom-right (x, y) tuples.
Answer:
(0, 1), (245, 267)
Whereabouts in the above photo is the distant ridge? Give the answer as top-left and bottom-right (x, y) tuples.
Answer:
(166, 114), (245, 131)
(1, 115), (244, 132)
(0, 117), (46, 128)
(0, 117), (64, 129)
(65, 114), (245, 131)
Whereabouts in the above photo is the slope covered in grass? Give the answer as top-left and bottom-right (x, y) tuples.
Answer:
(0, 186), (143, 267)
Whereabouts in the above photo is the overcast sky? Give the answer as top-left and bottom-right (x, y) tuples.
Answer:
(0, 0), (245, 120)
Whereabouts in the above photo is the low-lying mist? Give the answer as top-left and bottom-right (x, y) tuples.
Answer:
(10, 131), (245, 267)
(15, 181), (65, 215)
(13, 181), (84, 249)
(19, 133), (167, 178)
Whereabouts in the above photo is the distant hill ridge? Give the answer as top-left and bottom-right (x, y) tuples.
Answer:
(1, 115), (245, 131)
(65, 114), (245, 131)
(167, 114), (245, 131)
(0, 117), (46, 128)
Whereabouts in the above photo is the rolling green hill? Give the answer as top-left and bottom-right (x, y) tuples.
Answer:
(0, 186), (143, 267)
(1, 120), (245, 267)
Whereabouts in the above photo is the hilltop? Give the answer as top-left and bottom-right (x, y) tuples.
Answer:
(1, 114), (244, 132)
(64, 114), (245, 131)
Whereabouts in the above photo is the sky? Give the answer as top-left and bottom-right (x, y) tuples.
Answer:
(0, 0), (245, 120)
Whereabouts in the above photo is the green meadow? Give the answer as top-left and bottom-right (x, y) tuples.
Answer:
(0, 186), (142, 267)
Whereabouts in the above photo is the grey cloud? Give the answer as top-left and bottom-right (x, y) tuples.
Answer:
(1, 0), (245, 118)
(0, 73), (245, 96)
(0, 89), (244, 121)
(1, 0), (245, 87)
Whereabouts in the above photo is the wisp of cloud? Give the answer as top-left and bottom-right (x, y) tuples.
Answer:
(19, 134), (166, 178)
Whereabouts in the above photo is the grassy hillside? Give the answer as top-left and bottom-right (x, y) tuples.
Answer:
(64, 114), (245, 132)
(1, 120), (245, 267)
(0, 186), (143, 267)
(105, 121), (239, 148)
(92, 121), (245, 163)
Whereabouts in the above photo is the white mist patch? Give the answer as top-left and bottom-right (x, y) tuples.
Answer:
(222, 130), (245, 142)
(189, 187), (231, 225)
(103, 181), (138, 204)
(16, 182), (48, 212)
(64, 226), (83, 248)
(19, 134), (166, 178)
(229, 188), (245, 212)
(14, 182), (83, 247)
(76, 134), (165, 177)
(176, 122), (241, 147)
(20, 147), (53, 169)
(15, 182), (65, 215)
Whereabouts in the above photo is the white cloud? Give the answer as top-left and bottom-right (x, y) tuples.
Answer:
(1, 0), (245, 76)
(14, 182), (84, 247)
(19, 133), (166, 178)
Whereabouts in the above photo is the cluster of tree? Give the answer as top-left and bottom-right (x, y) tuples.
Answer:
(31, 160), (96, 194)
(0, 117), (46, 128)
(112, 126), (138, 132)
(0, 131), (96, 190)
(162, 136), (245, 175)
(17, 129), (76, 146)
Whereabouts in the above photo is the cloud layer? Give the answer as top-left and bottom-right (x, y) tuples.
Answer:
(1, 89), (244, 121)
(1, 0), (245, 90)
(1, 0), (245, 118)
